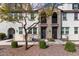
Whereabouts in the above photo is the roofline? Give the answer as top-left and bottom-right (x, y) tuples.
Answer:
(61, 10), (79, 13)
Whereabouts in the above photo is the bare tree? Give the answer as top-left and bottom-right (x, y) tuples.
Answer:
(0, 3), (63, 50)
(0, 3), (39, 50)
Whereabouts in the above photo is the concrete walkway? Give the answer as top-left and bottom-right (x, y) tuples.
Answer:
(0, 39), (38, 45)
(0, 39), (79, 45)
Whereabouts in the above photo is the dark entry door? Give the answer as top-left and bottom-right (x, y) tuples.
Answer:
(52, 27), (57, 39)
(41, 27), (46, 39)
(8, 28), (15, 39)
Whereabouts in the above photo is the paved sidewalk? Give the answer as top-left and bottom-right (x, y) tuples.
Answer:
(0, 39), (38, 45)
(1, 39), (79, 45)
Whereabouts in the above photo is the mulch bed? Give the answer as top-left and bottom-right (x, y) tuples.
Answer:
(0, 44), (79, 56)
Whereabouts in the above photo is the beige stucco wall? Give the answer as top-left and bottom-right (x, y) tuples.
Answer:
(38, 8), (62, 40)
(46, 16), (52, 39)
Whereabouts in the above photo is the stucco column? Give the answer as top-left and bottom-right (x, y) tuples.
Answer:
(57, 10), (62, 39)
(46, 16), (52, 40)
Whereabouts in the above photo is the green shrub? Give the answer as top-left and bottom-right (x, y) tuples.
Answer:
(11, 41), (18, 48)
(64, 41), (76, 52)
(0, 33), (6, 40)
(39, 40), (46, 49)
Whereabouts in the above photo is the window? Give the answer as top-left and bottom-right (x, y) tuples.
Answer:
(19, 27), (23, 34)
(65, 27), (69, 34)
(61, 27), (64, 35)
(18, 13), (23, 19)
(29, 13), (35, 21)
(74, 13), (78, 20)
(63, 13), (67, 21)
(74, 27), (78, 34)
(62, 27), (69, 35)
(15, 3), (22, 9)
(33, 27), (37, 34)
(28, 27), (37, 34)
(9, 13), (14, 19)
(41, 17), (47, 23)
(72, 3), (79, 9)
(28, 28), (32, 34)
(14, 13), (18, 19)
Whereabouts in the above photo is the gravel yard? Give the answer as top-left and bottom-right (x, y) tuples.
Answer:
(0, 44), (79, 56)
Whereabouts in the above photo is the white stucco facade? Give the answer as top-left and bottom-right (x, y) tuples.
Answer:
(0, 13), (39, 41)
(1, 3), (79, 41)
(61, 3), (79, 40)
(62, 13), (79, 40)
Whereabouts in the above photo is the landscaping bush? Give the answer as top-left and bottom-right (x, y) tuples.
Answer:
(39, 40), (47, 49)
(0, 33), (6, 40)
(11, 41), (18, 48)
(64, 41), (76, 52)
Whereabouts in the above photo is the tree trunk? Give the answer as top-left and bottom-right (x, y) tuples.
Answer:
(24, 26), (28, 50)
(25, 32), (28, 50)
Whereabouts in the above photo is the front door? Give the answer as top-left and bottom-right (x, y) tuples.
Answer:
(41, 27), (46, 39)
(52, 27), (57, 39)
(8, 28), (15, 39)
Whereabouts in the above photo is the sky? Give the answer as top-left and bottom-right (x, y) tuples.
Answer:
(31, 3), (46, 10)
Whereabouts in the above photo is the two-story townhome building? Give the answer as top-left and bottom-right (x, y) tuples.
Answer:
(59, 3), (79, 40)
(0, 3), (39, 41)
(38, 3), (79, 41)
(0, 3), (79, 41)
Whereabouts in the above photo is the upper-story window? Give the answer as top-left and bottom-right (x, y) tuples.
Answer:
(41, 17), (47, 23)
(18, 13), (23, 20)
(14, 13), (18, 19)
(40, 10), (47, 23)
(74, 13), (78, 20)
(72, 3), (79, 10)
(63, 12), (67, 21)
(9, 13), (14, 19)
(31, 13), (35, 21)
(15, 3), (22, 9)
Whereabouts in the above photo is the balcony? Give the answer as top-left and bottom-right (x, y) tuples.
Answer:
(39, 23), (47, 27)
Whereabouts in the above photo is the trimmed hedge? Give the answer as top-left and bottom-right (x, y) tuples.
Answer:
(11, 41), (18, 48)
(0, 33), (6, 40)
(64, 41), (76, 52)
(39, 40), (46, 49)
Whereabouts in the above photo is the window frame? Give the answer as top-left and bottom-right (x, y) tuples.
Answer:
(62, 12), (67, 21)
(74, 27), (78, 34)
(74, 13), (78, 20)
(19, 27), (23, 34)
(33, 27), (37, 34)
(28, 28), (32, 34)
(62, 27), (69, 35)
(72, 3), (79, 10)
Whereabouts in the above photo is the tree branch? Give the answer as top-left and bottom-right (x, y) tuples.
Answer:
(26, 21), (40, 30)
(17, 21), (24, 27)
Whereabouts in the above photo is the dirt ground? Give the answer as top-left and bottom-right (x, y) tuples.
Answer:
(0, 44), (79, 56)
